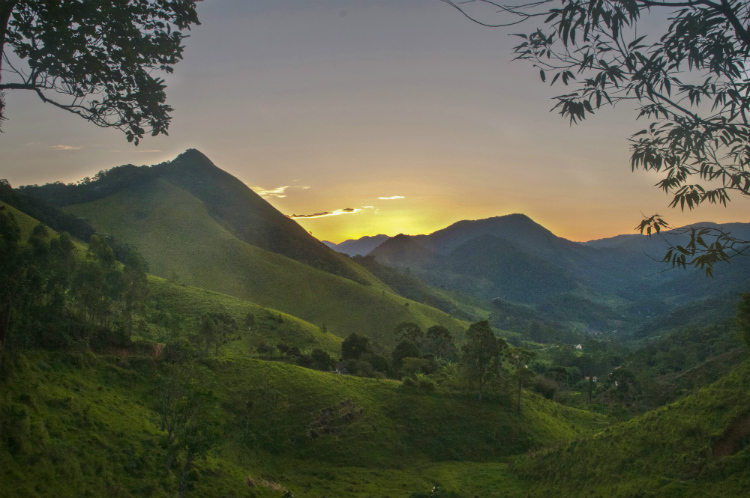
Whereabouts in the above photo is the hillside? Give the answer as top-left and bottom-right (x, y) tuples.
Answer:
(513, 359), (750, 497)
(362, 213), (750, 336)
(58, 176), (465, 344)
(0, 346), (607, 498)
(17, 149), (371, 286)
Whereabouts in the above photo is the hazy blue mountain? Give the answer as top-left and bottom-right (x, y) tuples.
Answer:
(324, 234), (391, 256)
(369, 233), (438, 268)
(364, 213), (750, 334)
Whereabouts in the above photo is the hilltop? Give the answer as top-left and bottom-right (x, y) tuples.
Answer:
(13, 151), (467, 343)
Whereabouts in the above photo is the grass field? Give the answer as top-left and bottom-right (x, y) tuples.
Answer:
(0, 349), (606, 498)
(513, 359), (750, 498)
(64, 179), (467, 344)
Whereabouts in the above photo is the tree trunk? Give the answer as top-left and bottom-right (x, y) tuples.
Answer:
(0, 300), (12, 369)
(178, 450), (194, 498)
(517, 370), (522, 413)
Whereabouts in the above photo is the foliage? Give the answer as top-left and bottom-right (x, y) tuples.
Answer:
(395, 321), (424, 341)
(25, 167), (464, 343)
(442, 0), (750, 273)
(460, 320), (508, 402)
(341, 333), (370, 361)
(392, 338), (422, 371)
(507, 346), (537, 412)
(424, 325), (460, 362)
(0, 0), (199, 143)
(738, 293), (750, 350)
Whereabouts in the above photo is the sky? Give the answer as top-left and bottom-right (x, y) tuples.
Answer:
(2, 0), (747, 243)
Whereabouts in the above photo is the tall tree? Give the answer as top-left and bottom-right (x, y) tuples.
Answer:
(506, 346), (537, 412)
(121, 250), (149, 339)
(0, 207), (22, 365)
(738, 293), (750, 351)
(441, 0), (750, 273)
(0, 0), (199, 143)
(461, 320), (507, 402)
(395, 322), (424, 342)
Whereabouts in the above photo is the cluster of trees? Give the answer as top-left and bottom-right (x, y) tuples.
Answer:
(0, 208), (149, 364)
(332, 320), (538, 411)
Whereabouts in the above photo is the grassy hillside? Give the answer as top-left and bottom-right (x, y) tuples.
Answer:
(146, 277), (343, 356)
(16, 150), (379, 287)
(0, 348), (606, 498)
(1, 201), (51, 239)
(513, 359), (750, 498)
(63, 178), (466, 344)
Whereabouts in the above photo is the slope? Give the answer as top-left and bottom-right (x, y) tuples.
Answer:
(513, 359), (750, 498)
(0, 346), (606, 498)
(62, 178), (465, 344)
(16, 149), (374, 286)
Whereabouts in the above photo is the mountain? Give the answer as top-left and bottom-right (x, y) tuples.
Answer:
(369, 233), (438, 268)
(363, 213), (750, 334)
(584, 221), (750, 251)
(323, 234), (391, 256)
(15, 150), (466, 343)
(414, 213), (570, 256)
(18, 149), (367, 285)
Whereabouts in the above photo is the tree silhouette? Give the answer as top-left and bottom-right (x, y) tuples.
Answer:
(442, 0), (750, 273)
(0, 0), (199, 143)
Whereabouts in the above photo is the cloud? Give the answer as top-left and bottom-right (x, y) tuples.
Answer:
(378, 195), (405, 200)
(249, 185), (311, 198)
(288, 208), (362, 219)
(135, 149), (162, 153)
(50, 144), (82, 150)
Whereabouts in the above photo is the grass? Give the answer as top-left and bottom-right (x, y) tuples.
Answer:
(0, 347), (607, 498)
(146, 277), (343, 356)
(513, 359), (750, 498)
(64, 178), (467, 344)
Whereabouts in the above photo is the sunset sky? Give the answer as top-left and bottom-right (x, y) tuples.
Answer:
(2, 0), (747, 243)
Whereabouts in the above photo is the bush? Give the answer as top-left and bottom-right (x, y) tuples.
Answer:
(418, 378), (436, 392)
(530, 375), (558, 400)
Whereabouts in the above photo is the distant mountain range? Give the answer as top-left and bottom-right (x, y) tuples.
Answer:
(326, 213), (750, 335)
(322, 234), (390, 256)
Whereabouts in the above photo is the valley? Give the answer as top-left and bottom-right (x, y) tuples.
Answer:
(1, 151), (749, 497)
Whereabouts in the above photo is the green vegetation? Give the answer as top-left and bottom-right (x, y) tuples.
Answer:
(0, 1), (199, 141)
(513, 360), (750, 498)
(4, 165), (750, 497)
(58, 176), (465, 343)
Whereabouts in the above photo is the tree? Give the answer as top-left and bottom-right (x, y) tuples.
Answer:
(121, 250), (149, 339)
(0, 0), (200, 143)
(441, 0), (750, 273)
(341, 332), (370, 361)
(391, 338), (422, 371)
(424, 325), (459, 361)
(738, 293), (750, 351)
(506, 346), (537, 412)
(71, 234), (121, 326)
(0, 207), (22, 365)
(460, 320), (507, 402)
(394, 322), (424, 342)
